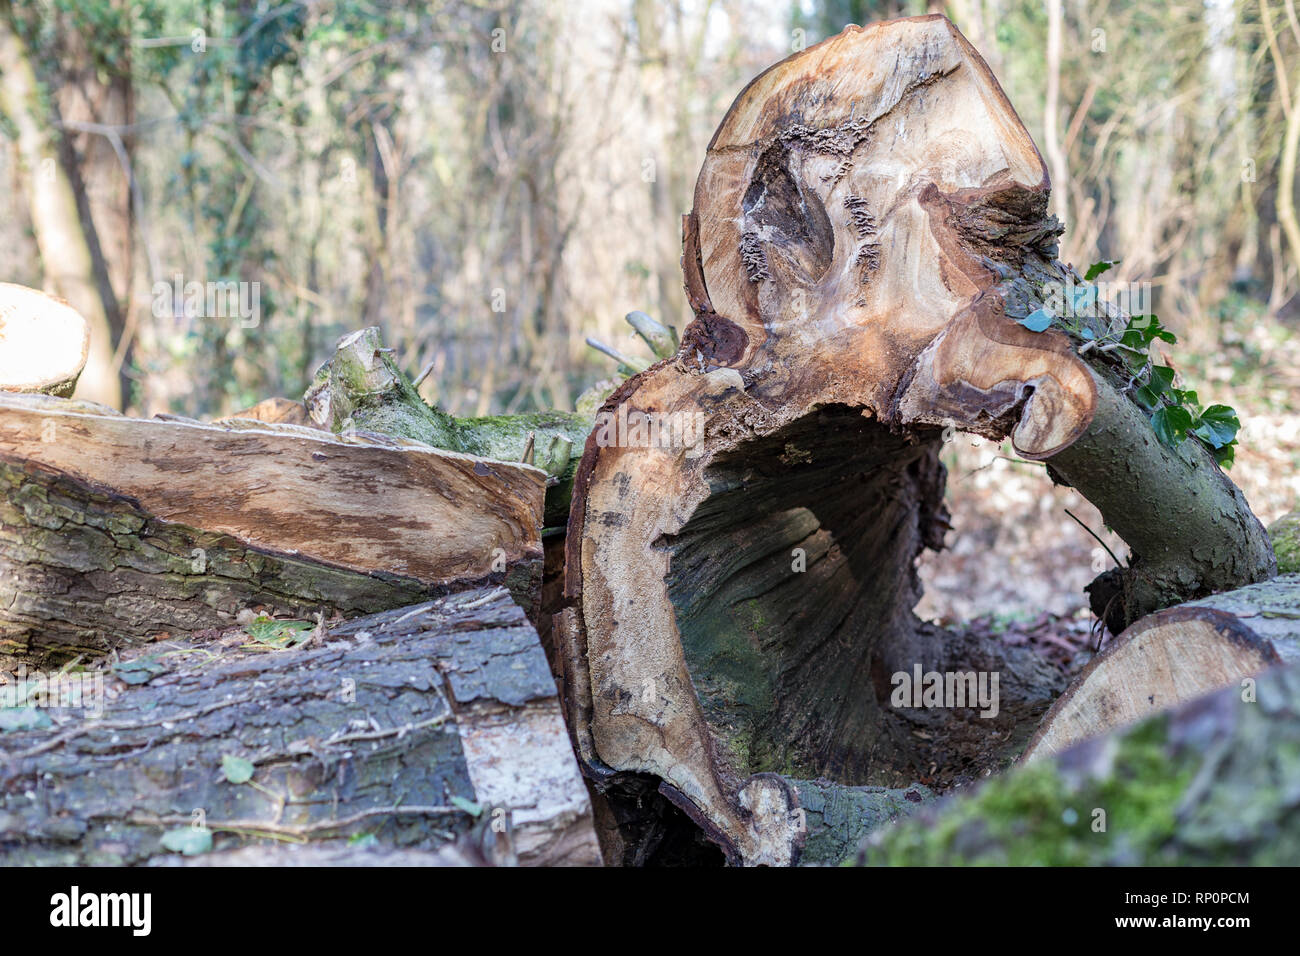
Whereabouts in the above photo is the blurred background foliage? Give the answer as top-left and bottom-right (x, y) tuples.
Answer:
(3, 0), (1298, 417)
(4, 1), (1300, 608)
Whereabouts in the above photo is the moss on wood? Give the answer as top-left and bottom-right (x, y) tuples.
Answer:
(855, 662), (1300, 865)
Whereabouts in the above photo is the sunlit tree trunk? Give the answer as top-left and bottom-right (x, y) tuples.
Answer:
(0, 7), (120, 409)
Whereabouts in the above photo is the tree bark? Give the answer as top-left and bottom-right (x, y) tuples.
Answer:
(1022, 574), (1300, 762)
(0, 391), (546, 662)
(557, 15), (1273, 865)
(0, 587), (602, 866)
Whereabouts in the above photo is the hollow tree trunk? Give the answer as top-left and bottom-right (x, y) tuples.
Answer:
(557, 15), (1274, 865)
(1022, 573), (1300, 762)
(0, 587), (602, 866)
(0, 391), (545, 662)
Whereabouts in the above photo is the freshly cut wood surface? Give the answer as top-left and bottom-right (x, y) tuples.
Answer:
(0, 587), (602, 866)
(1022, 575), (1300, 762)
(0, 391), (546, 657)
(0, 391), (544, 585)
(0, 283), (90, 398)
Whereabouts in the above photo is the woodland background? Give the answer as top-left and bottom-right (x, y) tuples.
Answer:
(3, 0), (1300, 623)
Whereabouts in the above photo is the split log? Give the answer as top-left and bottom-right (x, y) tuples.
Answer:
(0, 391), (545, 662)
(858, 657), (1300, 865)
(0, 586), (602, 866)
(558, 15), (1273, 865)
(0, 283), (90, 398)
(1022, 574), (1300, 762)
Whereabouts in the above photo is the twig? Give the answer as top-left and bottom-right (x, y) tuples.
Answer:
(1065, 507), (1124, 569)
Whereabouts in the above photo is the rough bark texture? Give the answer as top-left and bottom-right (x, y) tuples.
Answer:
(1043, 366), (1275, 633)
(558, 15), (1272, 866)
(0, 284), (90, 397)
(305, 327), (592, 527)
(0, 587), (601, 866)
(149, 842), (495, 867)
(858, 658), (1300, 866)
(791, 779), (933, 865)
(0, 391), (545, 660)
(1023, 574), (1300, 762)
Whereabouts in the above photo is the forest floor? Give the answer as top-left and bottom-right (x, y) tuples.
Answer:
(916, 314), (1300, 661)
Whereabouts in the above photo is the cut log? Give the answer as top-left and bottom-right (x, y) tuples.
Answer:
(0, 283), (90, 398)
(1021, 574), (1300, 763)
(858, 656), (1300, 865)
(0, 391), (545, 661)
(558, 15), (1273, 865)
(0, 586), (602, 866)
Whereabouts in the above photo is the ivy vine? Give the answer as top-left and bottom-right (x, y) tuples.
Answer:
(1020, 260), (1240, 468)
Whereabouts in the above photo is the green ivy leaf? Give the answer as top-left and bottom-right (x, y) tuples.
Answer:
(1151, 405), (1193, 447)
(449, 795), (484, 817)
(112, 657), (168, 685)
(1084, 260), (1119, 281)
(245, 617), (315, 649)
(221, 754), (255, 785)
(1125, 315), (1178, 347)
(1192, 404), (1241, 449)
(1018, 308), (1053, 333)
(1146, 365), (1175, 395)
(160, 827), (213, 856)
(1214, 442), (1237, 469)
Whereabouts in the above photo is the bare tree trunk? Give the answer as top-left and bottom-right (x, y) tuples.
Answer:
(52, 3), (135, 405)
(1042, 0), (1071, 236)
(0, 6), (121, 409)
